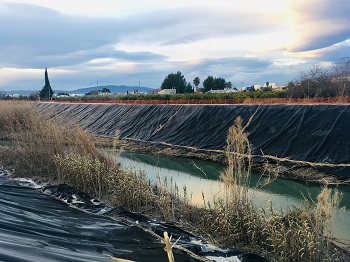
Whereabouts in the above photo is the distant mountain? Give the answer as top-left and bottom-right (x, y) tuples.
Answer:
(2, 90), (37, 96)
(2, 85), (158, 96)
(66, 85), (156, 95)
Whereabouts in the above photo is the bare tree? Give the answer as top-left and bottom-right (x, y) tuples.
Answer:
(0, 89), (5, 100)
(288, 64), (332, 98)
(331, 57), (350, 97)
(287, 58), (350, 98)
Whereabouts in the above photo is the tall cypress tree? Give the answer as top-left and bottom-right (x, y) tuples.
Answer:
(39, 68), (54, 100)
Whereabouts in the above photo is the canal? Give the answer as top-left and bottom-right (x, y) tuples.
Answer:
(117, 150), (350, 245)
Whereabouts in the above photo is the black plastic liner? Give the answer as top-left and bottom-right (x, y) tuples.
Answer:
(35, 103), (350, 177)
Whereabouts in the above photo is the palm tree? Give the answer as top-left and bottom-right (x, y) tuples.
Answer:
(193, 77), (200, 92)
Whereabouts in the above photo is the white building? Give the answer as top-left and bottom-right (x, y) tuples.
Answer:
(207, 89), (237, 93)
(158, 89), (176, 95)
(264, 82), (276, 89)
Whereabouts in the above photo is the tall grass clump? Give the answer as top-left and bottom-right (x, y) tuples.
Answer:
(0, 101), (155, 212)
(0, 101), (102, 179)
(196, 115), (343, 261)
(209, 116), (262, 248)
(170, 114), (343, 261)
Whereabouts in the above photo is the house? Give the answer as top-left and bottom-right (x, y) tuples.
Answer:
(242, 86), (255, 92)
(264, 82), (275, 88)
(158, 89), (176, 95)
(207, 88), (237, 93)
(56, 94), (70, 99)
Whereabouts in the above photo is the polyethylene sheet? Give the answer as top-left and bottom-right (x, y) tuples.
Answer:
(35, 103), (350, 177)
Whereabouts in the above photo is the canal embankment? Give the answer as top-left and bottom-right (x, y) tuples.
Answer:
(2, 101), (349, 261)
(35, 102), (350, 178)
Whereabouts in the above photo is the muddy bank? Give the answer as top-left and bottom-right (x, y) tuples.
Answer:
(35, 103), (350, 178)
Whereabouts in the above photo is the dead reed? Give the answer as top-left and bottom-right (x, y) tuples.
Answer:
(203, 115), (342, 261)
(170, 114), (343, 261)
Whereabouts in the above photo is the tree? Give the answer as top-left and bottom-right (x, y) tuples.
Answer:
(262, 86), (272, 92)
(193, 77), (200, 92)
(288, 64), (332, 98)
(161, 71), (193, 93)
(85, 90), (99, 95)
(212, 77), (226, 90)
(185, 83), (193, 93)
(101, 87), (111, 94)
(57, 92), (69, 96)
(29, 92), (40, 100)
(203, 75), (226, 92)
(226, 81), (232, 89)
(39, 68), (54, 100)
(0, 89), (5, 100)
(203, 75), (214, 92)
(331, 57), (350, 96)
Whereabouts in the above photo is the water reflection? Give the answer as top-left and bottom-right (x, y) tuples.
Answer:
(116, 150), (350, 243)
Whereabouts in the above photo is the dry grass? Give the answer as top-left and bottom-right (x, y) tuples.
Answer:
(170, 114), (343, 261)
(0, 101), (104, 178)
(0, 101), (345, 261)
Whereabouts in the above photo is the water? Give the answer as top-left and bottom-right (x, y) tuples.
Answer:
(2, 148), (348, 261)
(117, 150), (350, 244)
(0, 170), (266, 262)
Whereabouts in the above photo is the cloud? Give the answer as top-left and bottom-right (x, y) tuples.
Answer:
(1, 0), (350, 91)
(295, 40), (350, 63)
(0, 4), (116, 51)
(0, 1), (277, 68)
(291, 28), (350, 53)
(162, 34), (206, 46)
(288, 0), (350, 52)
(0, 2), (170, 69)
(5, 47), (166, 69)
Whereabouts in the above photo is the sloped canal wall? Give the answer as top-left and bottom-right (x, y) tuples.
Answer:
(35, 103), (350, 177)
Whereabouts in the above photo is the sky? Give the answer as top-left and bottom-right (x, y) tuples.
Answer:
(1, 0), (350, 92)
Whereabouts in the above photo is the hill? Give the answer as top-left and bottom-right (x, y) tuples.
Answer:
(2, 85), (157, 96)
(66, 85), (156, 95)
